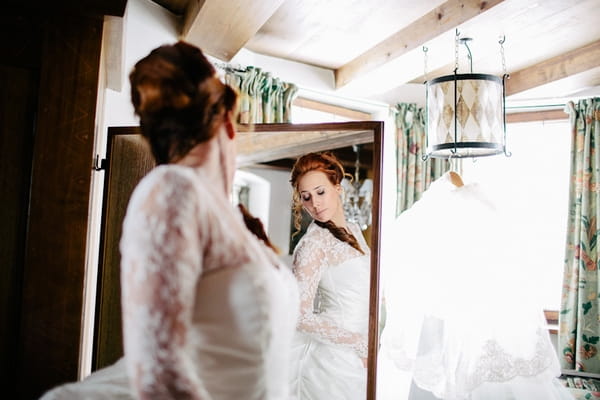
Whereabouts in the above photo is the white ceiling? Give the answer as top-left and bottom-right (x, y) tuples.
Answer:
(156, 0), (600, 107)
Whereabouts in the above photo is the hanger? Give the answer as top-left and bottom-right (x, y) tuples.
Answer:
(448, 171), (464, 187)
(447, 154), (464, 187)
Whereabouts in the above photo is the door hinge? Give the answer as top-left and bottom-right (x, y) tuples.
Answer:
(93, 155), (107, 171)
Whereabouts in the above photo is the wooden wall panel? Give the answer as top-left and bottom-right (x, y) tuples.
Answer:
(16, 13), (103, 399)
(0, 65), (38, 398)
(0, 12), (41, 398)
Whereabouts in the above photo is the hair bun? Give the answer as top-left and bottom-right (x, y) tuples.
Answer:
(129, 41), (238, 164)
(135, 81), (192, 114)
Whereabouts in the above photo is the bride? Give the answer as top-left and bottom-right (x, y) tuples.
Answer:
(40, 41), (299, 400)
(288, 152), (371, 400)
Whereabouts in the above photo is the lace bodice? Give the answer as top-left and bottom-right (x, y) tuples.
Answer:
(292, 221), (371, 359)
(120, 165), (299, 400)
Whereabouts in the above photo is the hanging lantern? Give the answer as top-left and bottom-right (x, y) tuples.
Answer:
(424, 31), (510, 159)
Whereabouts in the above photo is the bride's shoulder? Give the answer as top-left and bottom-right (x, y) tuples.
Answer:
(293, 224), (328, 258)
(301, 222), (332, 243)
(141, 164), (196, 186)
(126, 165), (209, 220)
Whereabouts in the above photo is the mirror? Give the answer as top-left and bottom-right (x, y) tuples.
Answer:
(94, 121), (383, 400)
(236, 122), (383, 400)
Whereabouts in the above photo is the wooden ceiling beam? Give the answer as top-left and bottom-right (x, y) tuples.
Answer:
(182, 0), (284, 61)
(293, 97), (373, 121)
(334, 0), (505, 89)
(506, 39), (600, 96)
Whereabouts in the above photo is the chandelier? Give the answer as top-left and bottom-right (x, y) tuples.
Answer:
(342, 145), (373, 231)
(424, 30), (511, 159)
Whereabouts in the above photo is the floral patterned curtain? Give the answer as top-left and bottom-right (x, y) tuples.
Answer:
(560, 97), (600, 373)
(395, 103), (449, 216)
(224, 66), (298, 124)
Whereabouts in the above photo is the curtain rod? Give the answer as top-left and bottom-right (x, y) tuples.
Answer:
(505, 103), (566, 111)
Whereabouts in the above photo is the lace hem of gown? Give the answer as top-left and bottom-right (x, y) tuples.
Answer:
(412, 328), (560, 398)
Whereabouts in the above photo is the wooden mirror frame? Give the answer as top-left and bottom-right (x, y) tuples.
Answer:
(94, 121), (383, 400)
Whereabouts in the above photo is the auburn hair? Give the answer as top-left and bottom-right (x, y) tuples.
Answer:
(129, 41), (238, 164)
(238, 204), (279, 255)
(290, 152), (364, 254)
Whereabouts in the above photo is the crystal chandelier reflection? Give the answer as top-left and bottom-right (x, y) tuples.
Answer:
(342, 145), (373, 231)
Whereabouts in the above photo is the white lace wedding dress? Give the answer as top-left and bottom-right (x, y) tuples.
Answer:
(41, 165), (299, 400)
(290, 221), (371, 400)
(377, 172), (573, 400)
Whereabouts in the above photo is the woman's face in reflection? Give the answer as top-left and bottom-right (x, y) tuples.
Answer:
(298, 170), (344, 226)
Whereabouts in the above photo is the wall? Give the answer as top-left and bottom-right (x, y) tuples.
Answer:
(103, 0), (179, 128)
(242, 167), (295, 265)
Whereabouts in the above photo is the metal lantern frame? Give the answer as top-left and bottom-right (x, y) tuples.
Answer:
(423, 31), (511, 160)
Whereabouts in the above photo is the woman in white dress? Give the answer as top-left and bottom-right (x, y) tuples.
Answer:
(288, 152), (371, 400)
(377, 171), (573, 400)
(40, 41), (299, 400)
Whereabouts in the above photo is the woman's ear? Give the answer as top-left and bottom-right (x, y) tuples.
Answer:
(224, 112), (236, 139)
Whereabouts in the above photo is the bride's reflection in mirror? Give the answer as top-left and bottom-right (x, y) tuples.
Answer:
(239, 149), (373, 400)
(287, 152), (370, 399)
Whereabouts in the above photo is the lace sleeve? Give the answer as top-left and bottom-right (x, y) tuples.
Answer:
(120, 169), (209, 400)
(292, 235), (368, 359)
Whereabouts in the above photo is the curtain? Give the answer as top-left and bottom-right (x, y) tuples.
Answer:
(395, 103), (449, 216)
(224, 66), (298, 124)
(560, 97), (600, 373)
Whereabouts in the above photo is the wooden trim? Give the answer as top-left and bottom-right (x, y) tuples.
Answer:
(293, 97), (372, 121)
(561, 369), (600, 380)
(545, 310), (558, 335)
(506, 109), (568, 124)
(334, 0), (505, 88)
(367, 122), (384, 400)
(545, 310), (559, 325)
(506, 39), (600, 96)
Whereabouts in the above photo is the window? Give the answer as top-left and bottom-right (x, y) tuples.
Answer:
(461, 118), (571, 311)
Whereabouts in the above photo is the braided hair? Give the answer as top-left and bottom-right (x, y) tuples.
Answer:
(238, 204), (279, 255)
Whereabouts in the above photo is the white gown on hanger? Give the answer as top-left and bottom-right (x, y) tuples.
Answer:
(377, 172), (573, 400)
(41, 165), (299, 400)
(290, 221), (370, 400)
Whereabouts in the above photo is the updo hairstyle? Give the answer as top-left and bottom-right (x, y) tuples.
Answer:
(290, 152), (364, 254)
(129, 41), (237, 164)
